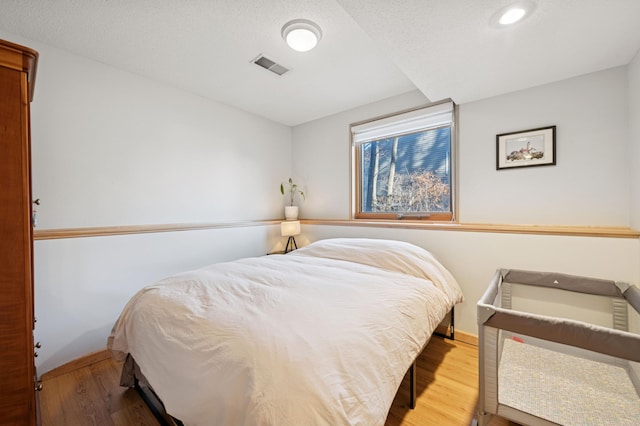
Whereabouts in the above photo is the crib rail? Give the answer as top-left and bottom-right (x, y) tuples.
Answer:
(478, 269), (640, 362)
(476, 268), (640, 426)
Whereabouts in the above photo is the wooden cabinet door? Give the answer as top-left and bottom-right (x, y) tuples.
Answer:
(0, 49), (37, 426)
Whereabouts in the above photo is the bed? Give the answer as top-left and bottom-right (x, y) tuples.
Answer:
(476, 268), (640, 426)
(107, 238), (463, 426)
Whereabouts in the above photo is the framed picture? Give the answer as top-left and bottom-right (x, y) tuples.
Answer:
(496, 126), (556, 170)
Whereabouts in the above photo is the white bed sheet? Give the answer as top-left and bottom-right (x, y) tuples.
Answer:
(108, 238), (463, 426)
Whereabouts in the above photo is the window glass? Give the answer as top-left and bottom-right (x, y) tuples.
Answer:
(352, 101), (455, 221)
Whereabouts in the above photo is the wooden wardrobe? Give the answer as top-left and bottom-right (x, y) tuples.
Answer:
(0, 39), (40, 425)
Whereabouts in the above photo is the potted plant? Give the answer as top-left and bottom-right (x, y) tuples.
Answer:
(280, 177), (305, 220)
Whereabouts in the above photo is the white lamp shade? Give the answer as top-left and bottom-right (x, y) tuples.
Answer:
(280, 220), (301, 237)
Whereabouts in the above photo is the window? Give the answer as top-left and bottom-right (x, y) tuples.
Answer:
(351, 100), (455, 221)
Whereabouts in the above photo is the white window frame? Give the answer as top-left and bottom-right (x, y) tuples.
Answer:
(350, 99), (457, 221)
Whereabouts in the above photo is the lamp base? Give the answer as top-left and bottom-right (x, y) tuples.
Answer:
(285, 236), (298, 253)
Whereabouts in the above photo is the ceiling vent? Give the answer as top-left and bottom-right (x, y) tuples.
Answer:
(252, 54), (289, 76)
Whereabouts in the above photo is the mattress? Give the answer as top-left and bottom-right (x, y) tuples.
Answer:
(108, 238), (463, 426)
(499, 332), (640, 425)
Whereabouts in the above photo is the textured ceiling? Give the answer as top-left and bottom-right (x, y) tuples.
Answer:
(1, 0), (639, 126)
(336, 0), (640, 104)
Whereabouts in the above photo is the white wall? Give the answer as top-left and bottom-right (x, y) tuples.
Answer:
(293, 67), (639, 336)
(294, 68), (631, 226)
(0, 32), (294, 373)
(630, 50), (640, 348)
(630, 49), (640, 231)
(10, 32), (292, 228)
(460, 67), (630, 226)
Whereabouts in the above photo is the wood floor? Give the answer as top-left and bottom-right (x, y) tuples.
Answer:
(39, 337), (517, 426)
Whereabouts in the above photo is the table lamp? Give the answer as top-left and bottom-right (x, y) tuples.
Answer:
(280, 220), (300, 253)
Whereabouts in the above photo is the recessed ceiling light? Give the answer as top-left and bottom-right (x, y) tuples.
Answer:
(490, 1), (536, 28)
(499, 7), (526, 25)
(281, 19), (322, 52)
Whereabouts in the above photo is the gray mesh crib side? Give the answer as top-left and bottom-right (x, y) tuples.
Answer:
(476, 269), (640, 426)
(476, 270), (502, 426)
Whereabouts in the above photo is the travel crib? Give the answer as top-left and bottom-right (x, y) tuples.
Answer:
(476, 269), (640, 426)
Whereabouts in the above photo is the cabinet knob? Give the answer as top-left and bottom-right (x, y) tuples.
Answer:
(35, 382), (43, 392)
(35, 341), (41, 349)
(34, 351), (39, 358)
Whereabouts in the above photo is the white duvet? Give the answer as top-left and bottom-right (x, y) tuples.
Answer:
(108, 238), (463, 426)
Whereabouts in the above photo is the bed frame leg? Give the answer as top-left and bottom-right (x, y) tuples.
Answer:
(474, 411), (491, 426)
(434, 308), (455, 340)
(449, 307), (455, 340)
(134, 379), (183, 426)
(409, 360), (416, 409)
(407, 308), (454, 410)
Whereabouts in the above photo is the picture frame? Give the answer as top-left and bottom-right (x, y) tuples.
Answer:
(496, 125), (556, 170)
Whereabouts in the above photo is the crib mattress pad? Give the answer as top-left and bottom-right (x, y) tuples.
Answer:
(499, 338), (640, 425)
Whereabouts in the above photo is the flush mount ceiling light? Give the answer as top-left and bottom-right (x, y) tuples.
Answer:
(281, 19), (322, 52)
(490, 0), (536, 28)
(499, 7), (526, 25)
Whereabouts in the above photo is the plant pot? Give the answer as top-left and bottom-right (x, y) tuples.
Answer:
(284, 206), (299, 220)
